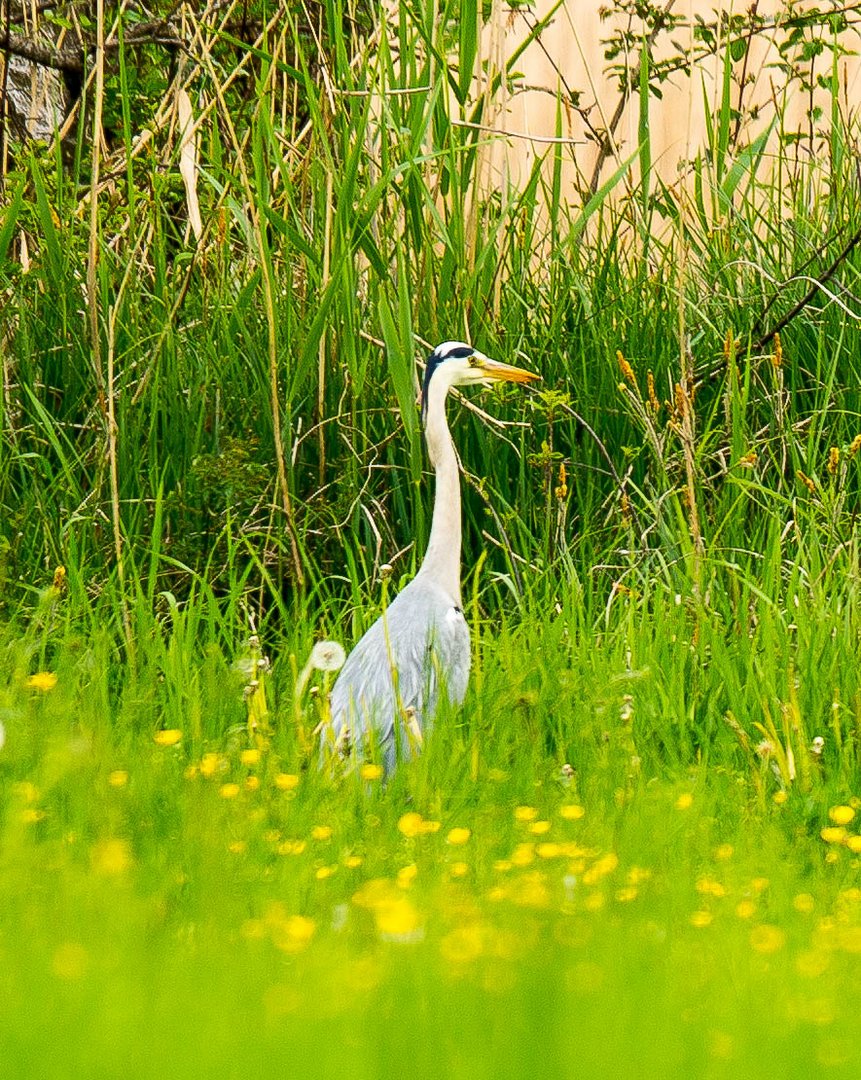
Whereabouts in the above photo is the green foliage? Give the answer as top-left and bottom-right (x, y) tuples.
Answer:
(2, 5), (861, 1070)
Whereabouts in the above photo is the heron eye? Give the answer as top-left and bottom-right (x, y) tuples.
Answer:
(468, 356), (480, 367)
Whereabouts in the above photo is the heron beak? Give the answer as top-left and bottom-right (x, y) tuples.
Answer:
(474, 354), (540, 384)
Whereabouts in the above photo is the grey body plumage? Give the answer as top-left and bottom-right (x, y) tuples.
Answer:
(328, 574), (470, 772)
(325, 340), (538, 771)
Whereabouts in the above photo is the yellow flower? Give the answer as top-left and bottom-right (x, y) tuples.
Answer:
(315, 865), (337, 880)
(440, 924), (487, 965)
(750, 924), (786, 954)
(154, 729), (182, 747)
(690, 910), (713, 928)
(277, 840), (306, 856)
(838, 927), (861, 953)
(52, 943), (88, 980)
(397, 812), (424, 838)
(397, 863), (418, 888)
(108, 770), (128, 788)
(511, 843), (534, 867)
(735, 900), (757, 919)
(228, 840), (246, 854)
(26, 671), (57, 692)
(271, 914), (316, 953)
(245, 775), (260, 792)
(446, 827), (471, 846)
(240, 918), (267, 941)
(529, 820), (551, 835)
(793, 893), (815, 914)
(675, 793), (694, 811)
(536, 842), (562, 859)
(829, 805), (855, 826)
(559, 803), (585, 820)
(353, 881), (423, 940)
(773, 791), (788, 805)
(510, 871), (550, 908)
(514, 806), (539, 822)
(360, 763), (384, 781)
(845, 835), (861, 853)
(821, 826), (847, 844)
(419, 819), (441, 834)
(91, 838), (133, 877)
(449, 861), (469, 878)
(343, 855), (363, 869)
(714, 843), (734, 861)
(796, 949), (829, 978)
(696, 877), (726, 898)
(615, 886), (638, 902)
(200, 753), (220, 778)
(219, 783), (240, 799)
(240, 748), (261, 766)
(582, 853), (619, 885)
(375, 897), (422, 940)
(311, 825), (333, 841)
(274, 773), (299, 791)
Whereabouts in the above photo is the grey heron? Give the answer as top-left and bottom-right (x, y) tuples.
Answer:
(324, 341), (539, 772)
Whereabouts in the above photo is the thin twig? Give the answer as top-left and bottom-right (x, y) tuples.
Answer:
(752, 224), (861, 351)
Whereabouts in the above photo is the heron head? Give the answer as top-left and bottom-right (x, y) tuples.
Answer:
(421, 341), (539, 421)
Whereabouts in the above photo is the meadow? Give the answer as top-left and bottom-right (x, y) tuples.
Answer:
(2, 2), (861, 1076)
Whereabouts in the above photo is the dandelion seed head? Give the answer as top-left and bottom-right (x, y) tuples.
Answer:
(310, 641), (346, 673)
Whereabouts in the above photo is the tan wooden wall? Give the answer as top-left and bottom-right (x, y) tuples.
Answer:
(473, 1), (861, 203)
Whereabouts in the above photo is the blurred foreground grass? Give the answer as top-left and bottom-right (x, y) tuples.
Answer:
(2, 595), (861, 1079)
(3, 3), (861, 1075)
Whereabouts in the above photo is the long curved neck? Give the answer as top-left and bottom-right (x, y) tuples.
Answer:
(418, 375), (461, 602)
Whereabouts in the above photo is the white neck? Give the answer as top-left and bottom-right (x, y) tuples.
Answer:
(417, 372), (462, 602)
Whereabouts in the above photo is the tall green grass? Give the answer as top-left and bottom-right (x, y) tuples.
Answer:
(2, 6), (861, 1073)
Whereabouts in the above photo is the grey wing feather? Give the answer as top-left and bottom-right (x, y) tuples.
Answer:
(326, 576), (470, 770)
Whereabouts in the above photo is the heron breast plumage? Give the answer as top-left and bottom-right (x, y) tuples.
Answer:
(327, 575), (470, 771)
